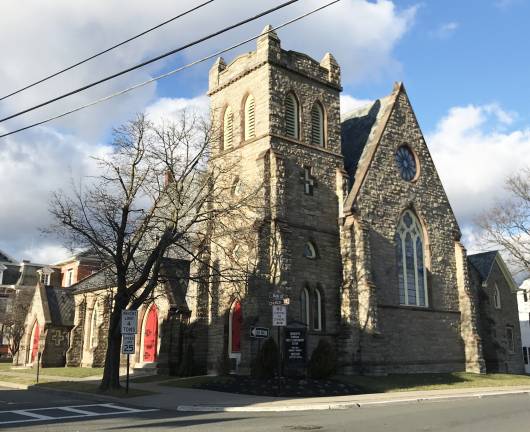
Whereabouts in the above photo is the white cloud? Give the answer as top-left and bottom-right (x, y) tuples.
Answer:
(431, 21), (459, 39)
(427, 103), (530, 236)
(0, 1), (416, 262)
(340, 95), (373, 116)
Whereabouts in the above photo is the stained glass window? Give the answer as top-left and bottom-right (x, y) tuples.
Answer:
(395, 146), (417, 181)
(395, 210), (428, 307)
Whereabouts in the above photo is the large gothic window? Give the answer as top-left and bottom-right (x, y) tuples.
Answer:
(300, 287), (309, 326)
(395, 210), (428, 307)
(285, 93), (299, 139)
(313, 287), (323, 331)
(90, 303), (99, 348)
(310, 102), (324, 146)
(223, 106), (234, 149)
(244, 94), (255, 140)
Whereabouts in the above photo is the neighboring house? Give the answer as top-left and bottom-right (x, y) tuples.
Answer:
(54, 250), (103, 287)
(517, 278), (530, 374)
(468, 251), (524, 374)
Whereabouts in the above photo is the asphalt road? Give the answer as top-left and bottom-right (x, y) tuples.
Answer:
(1, 386), (530, 431)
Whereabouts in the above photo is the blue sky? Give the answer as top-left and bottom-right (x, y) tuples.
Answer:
(0, 0), (529, 264)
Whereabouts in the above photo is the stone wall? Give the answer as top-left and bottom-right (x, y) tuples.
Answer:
(346, 88), (472, 373)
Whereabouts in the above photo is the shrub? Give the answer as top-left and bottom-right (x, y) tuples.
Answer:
(252, 337), (279, 379)
(308, 339), (337, 379)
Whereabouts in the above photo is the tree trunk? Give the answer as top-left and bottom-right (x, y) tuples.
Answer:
(99, 304), (124, 391)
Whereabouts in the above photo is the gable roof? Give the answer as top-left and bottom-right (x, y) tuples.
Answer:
(341, 82), (402, 211)
(468, 250), (518, 293)
(468, 251), (498, 281)
(43, 286), (75, 327)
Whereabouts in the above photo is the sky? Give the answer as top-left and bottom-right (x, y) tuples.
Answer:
(0, 0), (529, 264)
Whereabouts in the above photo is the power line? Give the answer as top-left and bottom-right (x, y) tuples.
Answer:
(0, 0), (341, 139)
(0, 0), (216, 102)
(0, 0), (299, 124)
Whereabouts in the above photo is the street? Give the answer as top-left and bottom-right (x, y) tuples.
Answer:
(1, 386), (530, 431)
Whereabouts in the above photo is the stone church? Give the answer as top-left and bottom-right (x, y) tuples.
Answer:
(18, 26), (523, 376)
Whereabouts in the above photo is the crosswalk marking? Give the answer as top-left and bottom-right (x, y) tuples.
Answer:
(0, 403), (158, 425)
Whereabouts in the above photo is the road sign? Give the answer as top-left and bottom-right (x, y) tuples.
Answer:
(121, 310), (138, 334)
(272, 305), (287, 326)
(268, 292), (290, 306)
(250, 327), (270, 339)
(121, 333), (136, 354)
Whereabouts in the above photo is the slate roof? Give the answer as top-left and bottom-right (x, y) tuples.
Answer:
(468, 251), (498, 282)
(341, 95), (392, 189)
(44, 286), (75, 327)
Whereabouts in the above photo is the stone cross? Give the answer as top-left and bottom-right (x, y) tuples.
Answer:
(301, 167), (315, 195)
(51, 329), (65, 346)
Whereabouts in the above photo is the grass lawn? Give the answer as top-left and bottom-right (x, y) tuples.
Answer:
(7, 367), (103, 378)
(336, 372), (530, 393)
(130, 374), (173, 383)
(35, 381), (155, 398)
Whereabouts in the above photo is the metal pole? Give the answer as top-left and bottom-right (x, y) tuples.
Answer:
(36, 352), (41, 383)
(126, 354), (130, 394)
(277, 326), (281, 396)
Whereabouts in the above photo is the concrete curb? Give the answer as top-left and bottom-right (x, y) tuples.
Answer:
(176, 389), (530, 412)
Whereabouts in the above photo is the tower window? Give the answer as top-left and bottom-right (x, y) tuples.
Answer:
(285, 93), (299, 139)
(310, 103), (324, 146)
(303, 241), (317, 259)
(244, 95), (255, 140)
(223, 106), (234, 149)
(493, 284), (501, 309)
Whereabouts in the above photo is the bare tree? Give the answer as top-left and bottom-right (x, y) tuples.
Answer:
(4, 288), (34, 361)
(476, 167), (530, 275)
(49, 110), (260, 391)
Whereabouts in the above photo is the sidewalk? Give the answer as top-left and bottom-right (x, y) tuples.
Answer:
(124, 381), (530, 412)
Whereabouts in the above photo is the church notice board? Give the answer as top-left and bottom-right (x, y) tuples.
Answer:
(284, 326), (307, 368)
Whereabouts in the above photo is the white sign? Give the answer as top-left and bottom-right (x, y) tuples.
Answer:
(250, 327), (270, 339)
(121, 310), (138, 334)
(272, 305), (287, 327)
(121, 334), (136, 354)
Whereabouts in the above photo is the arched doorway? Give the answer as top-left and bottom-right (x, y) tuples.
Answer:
(229, 300), (242, 370)
(142, 304), (158, 363)
(30, 321), (40, 363)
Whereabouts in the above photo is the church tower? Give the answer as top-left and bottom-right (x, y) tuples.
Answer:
(203, 26), (346, 374)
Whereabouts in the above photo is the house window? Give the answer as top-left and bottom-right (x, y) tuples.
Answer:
(285, 93), (299, 139)
(303, 241), (317, 259)
(300, 287), (310, 326)
(0, 264), (6, 284)
(310, 103), (324, 146)
(506, 327), (515, 353)
(66, 269), (74, 287)
(493, 284), (501, 309)
(395, 210), (428, 307)
(313, 288), (322, 331)
(244, 94), (255, 140)
(524, 291), (528, 302)
(90, 303), (99, 348)
(523, 347), (528, 365)
(43, 273), (50, 286)
(223, 106), (234, 149)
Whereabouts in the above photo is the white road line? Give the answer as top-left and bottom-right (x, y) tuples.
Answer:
(11, 410), (53, 420)
(0, 404), (159, 425)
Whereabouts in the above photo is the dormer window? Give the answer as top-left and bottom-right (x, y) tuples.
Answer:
(66, 269), (74, 287)
(285, 93), (299, 139)
(244, 94), (255, 140)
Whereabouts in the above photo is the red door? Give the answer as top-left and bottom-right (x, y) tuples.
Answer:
(143, 305), (158, 362)
(31, 322), (40, 363)
(231, 301), (242, 353)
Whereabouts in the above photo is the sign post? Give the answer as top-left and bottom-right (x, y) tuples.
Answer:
(270, 293), (288, 396)
(121, 310), (138, 394)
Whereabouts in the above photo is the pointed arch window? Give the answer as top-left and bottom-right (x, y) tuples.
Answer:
(300, 287), (310, 326)
(313, 288), (323, 331)
(244, 94), (255, 140)
(223, 106), (234, 148)
(285, 93), (299, 139)
(303, 241), (317, 259)
(310, 103), (324, 146)
(90, 303), (99, 348)
(493, 284), (501, 309)
(395, 210), (428, 307)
